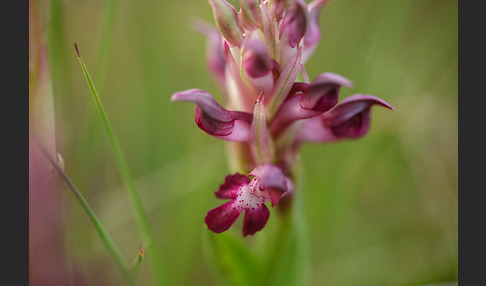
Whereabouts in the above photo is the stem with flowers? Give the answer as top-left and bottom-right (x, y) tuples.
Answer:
(173, 0), (394, 283)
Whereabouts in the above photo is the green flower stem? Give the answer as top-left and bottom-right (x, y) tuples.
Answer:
(75, 44), (167, 285)
(290, 164), (311, 286)
(36, 141), (133, 284)
(261, 162), (310, 286)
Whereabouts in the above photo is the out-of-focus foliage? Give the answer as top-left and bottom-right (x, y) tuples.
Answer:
(36, 0), (457, 285)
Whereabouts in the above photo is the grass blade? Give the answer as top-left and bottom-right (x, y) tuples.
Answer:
(94, 0), (117, 94)
(75, 43), (168, 285)
(35, 140), (133, 284)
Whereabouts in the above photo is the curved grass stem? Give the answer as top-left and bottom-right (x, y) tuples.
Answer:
(75, 44), (168, 285)
(35, 140), (134, 285)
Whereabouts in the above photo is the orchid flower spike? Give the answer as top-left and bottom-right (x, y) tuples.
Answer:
(172, 0), (394, 236)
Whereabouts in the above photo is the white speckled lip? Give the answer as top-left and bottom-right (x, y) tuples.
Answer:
(235, 178), (269, 211)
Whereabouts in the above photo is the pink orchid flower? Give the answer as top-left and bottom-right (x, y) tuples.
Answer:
(205, 163), (293, 236)
(172, 0), (394, 236)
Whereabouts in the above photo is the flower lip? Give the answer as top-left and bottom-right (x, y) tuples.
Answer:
(242, 203), (270, 236)
(215, 173), (251, 199)
(205, 164), (292, 236)
(205, 200), (242, 233)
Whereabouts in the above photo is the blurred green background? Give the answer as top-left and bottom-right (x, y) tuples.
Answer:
(42, 0), (457, 285)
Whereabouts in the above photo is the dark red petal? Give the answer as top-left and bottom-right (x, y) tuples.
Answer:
(301, 73), (353, 112)
(215, 173), (251, 199)
(268, 188), (283, 207)
(242, 203), (270, 236)
(289, 82), (309, 94)
(205, 200), (243, 233)
(172, 89), (253, 141)
(330, 109), (371, 138)
(322, 94), (394, 127)
(295, 94), (394, 144)
(195, 107), (234, 136)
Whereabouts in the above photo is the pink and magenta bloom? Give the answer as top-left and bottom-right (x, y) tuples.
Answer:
(172, 0), (394, 236)
(205, 164), (293, 236)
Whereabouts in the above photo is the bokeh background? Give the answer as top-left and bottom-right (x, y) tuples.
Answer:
(31, 0), (457, 285)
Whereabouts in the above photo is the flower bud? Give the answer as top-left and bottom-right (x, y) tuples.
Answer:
(279, 0), (308, 48)
(242, 40), (272, 78)
(250, 93), (275, 164)
(242, 40), (275, 95)
(239, 0), (262, 30)
(268, 47), (303, 116)
(208, 0), (244, 47)
(269, 0), (291, 22)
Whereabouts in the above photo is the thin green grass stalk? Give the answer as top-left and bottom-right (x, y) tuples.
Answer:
(75, 43), (168, 285)
(35, 140), (133, 284)
(95, 0), (117, 94)
(47, 0), (73, 103)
